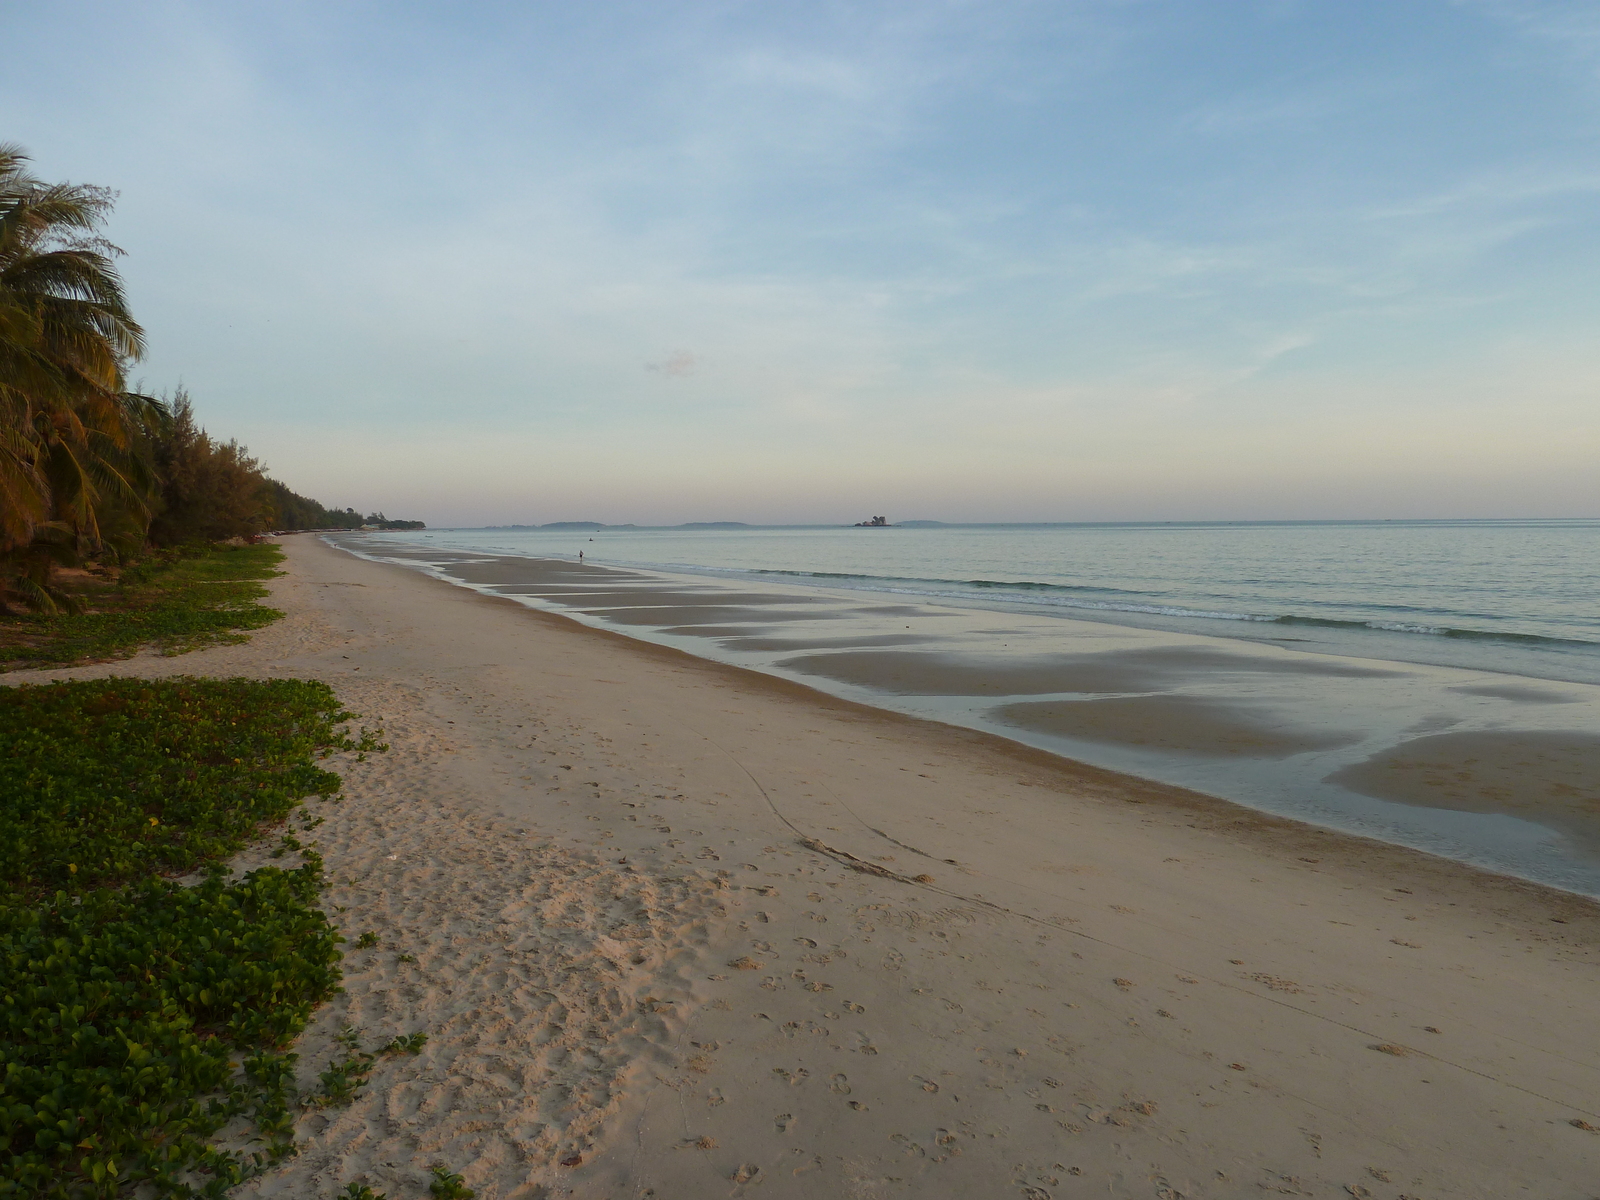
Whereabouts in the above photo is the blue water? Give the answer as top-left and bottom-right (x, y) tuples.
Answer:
(407, 519), (1600, 684)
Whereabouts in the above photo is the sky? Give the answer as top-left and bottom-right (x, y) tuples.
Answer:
(6, 0), (1600, 524)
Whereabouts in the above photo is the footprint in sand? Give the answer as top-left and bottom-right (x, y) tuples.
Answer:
(830, 1073), (851, 1094)
(774, 1112), (795, 1132)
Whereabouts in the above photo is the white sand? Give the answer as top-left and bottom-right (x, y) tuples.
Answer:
(24, 535), (1600, 1199)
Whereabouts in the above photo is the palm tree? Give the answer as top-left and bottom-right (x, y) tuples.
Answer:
(0, 144), (161, 608)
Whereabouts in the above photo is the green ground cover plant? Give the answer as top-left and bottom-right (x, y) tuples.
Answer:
(0, 677), (383, 1198)
(0, 678), (377, 900)
(0, 544), (285, 671)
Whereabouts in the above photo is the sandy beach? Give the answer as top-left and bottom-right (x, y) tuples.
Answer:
(24, 534), (1600, 1199)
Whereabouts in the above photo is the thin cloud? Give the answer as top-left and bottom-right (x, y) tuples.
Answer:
(646, 351), (698, 378)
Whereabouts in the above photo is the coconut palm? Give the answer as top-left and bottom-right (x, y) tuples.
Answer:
(0, 144), (160, 608)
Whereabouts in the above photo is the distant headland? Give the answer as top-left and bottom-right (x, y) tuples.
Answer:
(481, 521), (751, 531)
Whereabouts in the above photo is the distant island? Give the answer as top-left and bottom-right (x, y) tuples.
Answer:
(482, 521), (745, 531)
(853, 515), (892, 527)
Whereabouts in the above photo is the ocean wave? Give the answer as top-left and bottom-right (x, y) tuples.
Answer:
(741, 567), (1599, 651)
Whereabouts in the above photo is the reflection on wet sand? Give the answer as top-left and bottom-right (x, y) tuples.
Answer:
(1329, 731), (1600, 844)
(582, 606), (840, 627)
(995, 695), (1364, 758)
(1447, 684), (1581, 704)
(574, 591), (826, 607)
(777, 645), (1404, 697)
(660, 625), (775, 639)
(448, 560), (651, 586)
(728, 633), (933, 652)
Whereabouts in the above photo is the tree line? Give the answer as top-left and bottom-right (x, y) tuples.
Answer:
(0, 144), (421, 610)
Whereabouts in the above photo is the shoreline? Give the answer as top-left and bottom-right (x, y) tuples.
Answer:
(16, 534), (1600, 1197)
(333, 534), (1600, 897)
(382, 520), (1600, 687)
(342, 540), (1600, 914)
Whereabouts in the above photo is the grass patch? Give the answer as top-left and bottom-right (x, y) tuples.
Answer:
(0, 545), (286, 672)
(0, 677), (382, 1198)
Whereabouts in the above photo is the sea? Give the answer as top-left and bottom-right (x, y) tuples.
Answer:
(334, 519), (1600, 894)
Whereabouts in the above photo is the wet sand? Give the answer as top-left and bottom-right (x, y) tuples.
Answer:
(996, 694), (1367, 758)
(777, 645), (1403, 697)
(585, 605), (840, 626)
(1330, 730), (1600, 846)
(21, 534), (1599, 1198)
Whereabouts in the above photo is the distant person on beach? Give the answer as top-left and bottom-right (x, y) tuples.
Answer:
(578, 551), (584, 562)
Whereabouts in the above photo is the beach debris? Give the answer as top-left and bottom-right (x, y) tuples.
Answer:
(1370, 1043), (1411, 1057)
(1390, 938), (1422, 948)
(1228, 1063), (1248, 1071)
(796, 835), (922, 883)
(694, 1135), (718, 1149)
(729, 955), (760, 969)
(1570, 1118), (1600, 1132)
(731, 1163), (764, 1183)
(1112, 978), (1134, 990)
(1423, 1026), (1441, 1033)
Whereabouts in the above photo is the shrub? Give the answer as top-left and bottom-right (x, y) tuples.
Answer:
(0, 544), (286, 670)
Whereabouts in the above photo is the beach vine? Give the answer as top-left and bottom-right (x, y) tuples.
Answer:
(0, 677), (384, 1197)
